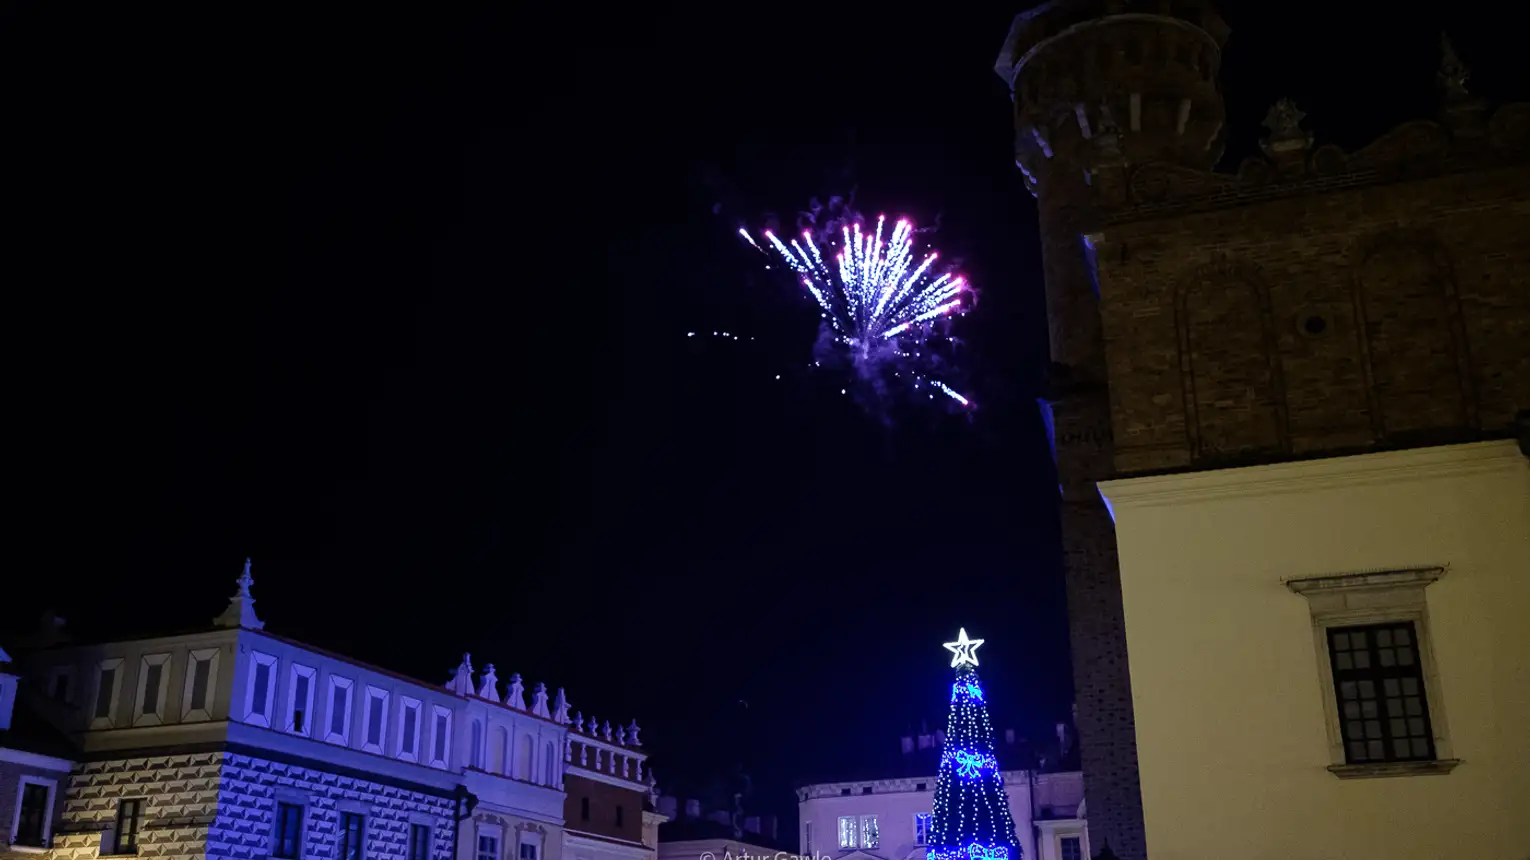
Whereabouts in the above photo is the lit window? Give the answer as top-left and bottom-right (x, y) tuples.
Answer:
(860, 816), (879, 849)
(914, 814), (931, 846)
(837, 816), (857, 849)
(114, 799), (142, 854)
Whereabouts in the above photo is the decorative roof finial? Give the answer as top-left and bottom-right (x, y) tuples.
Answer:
(1438, 33), (1471, 101)
(213, 558), (265, 630)
(1259, 98), (1314, 170)
(478, 664), (501, 703)
(448, 654), (475, 697)
(602, 720), (613, 742)
(553, 689), (571, 724)
(626, 720), (642, 747)
(531, 682), (551, 719)
(507, 673), (526, 711)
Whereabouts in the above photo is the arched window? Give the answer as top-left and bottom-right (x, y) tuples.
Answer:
(515, 734), (533, 781)
(494, 726), (510, 774)
(470, 720), (484, 770)
(544, 741), (556, 785)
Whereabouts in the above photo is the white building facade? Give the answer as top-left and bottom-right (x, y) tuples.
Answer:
(798, 771), (1086, 860)
(4, 563), (657, 860)
(1100, 441), (1530, 859)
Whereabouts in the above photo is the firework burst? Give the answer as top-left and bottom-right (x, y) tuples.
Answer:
(737, 211), (972, 407)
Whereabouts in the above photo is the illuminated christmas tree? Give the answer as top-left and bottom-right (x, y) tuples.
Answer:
(928, 629), (1021, 860)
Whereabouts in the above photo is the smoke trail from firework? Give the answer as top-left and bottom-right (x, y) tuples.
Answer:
(738, 213), (971, 406)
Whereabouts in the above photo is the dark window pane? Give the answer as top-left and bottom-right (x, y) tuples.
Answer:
(368, 696), (384, 745)
(403, 707), (418, 753)
(411, 824), (432, 860)
(1328, 622), (1436, 764)
(341, 813), (364, 860)
(95, 668), (116, 719)
(275, 803), (304, 858)
(434, 715), (448, 760)
(253, 663), (271, 714)
(331, 687), (349, 736)
(116, 799), (142, 853)
(143, 664), (163, 715)
(15, 783), (50, 846)
(190, 659), (212, 711)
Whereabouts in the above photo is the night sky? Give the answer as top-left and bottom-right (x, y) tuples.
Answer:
(10, 0), (1524, 823)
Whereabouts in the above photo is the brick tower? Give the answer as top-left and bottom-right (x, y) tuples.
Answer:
(993, 4), (1230, 859)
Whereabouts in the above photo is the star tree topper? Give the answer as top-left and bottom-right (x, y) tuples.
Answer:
(943, 627), (984, 667)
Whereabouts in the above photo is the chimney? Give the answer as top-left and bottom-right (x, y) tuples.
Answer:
(657, 796), (678, 818)
(1004, 728), (1016, 745)
(685, 799), (701, 818)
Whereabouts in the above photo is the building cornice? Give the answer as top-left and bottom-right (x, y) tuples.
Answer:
(564, 829), (651, 857)
(566, 763), (647, 792)
(571, 732), (647, 763)
(1099, 441), (1523, 509)
(797, 769), (1048, 801)
(0, 746), (73, 772)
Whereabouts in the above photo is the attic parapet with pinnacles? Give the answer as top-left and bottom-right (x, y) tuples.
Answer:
(444, 652), (650, 790)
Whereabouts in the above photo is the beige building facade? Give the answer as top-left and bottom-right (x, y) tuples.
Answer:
(1100, 441), (1529, 859)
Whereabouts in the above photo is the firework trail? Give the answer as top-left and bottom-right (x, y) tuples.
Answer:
(737, 211), (971, 407)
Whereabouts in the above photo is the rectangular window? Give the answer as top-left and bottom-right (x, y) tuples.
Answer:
(274, 802), (304, 859)
(339, 813), (364, 860)
(803, 822), (812, 854)
(860, 816), (879, 849)
(14, 781), (52, 847)
(293, 673), (311, 733)
(181, 648), (221, 722)
(326, 676), (354, 745)
(115, 799), (142, 854)
(519, 844), (537, 860)
(615, 805), (624, 827)
(837, 816), (857, 849)
(95, 666), (117, 720)
(134, 653), (172, 727)
(143, 665), (163, 713)
(428, 706), (452, 767)
(409, 824), (432, 860)
(580, 797), (590, 822)
(1060, 836), (1082, 860)
(246, 651), (278, 727)
(252, 664), (272, 713)
(50, 669), (72, 704)
(400, 700), (420, 758)
(368, 696), (384, 744)
(914, 814), (930, 846)
(477, 834), (499, 860)
(1328, 622), (1436, 763)
(434, 714), (448, 761)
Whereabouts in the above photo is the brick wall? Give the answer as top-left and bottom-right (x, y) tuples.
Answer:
(563, 774), (643, 844)
(0, 759), (71, 858)
(1093, 144), (1530, 476)
(43, 751), (457, 860)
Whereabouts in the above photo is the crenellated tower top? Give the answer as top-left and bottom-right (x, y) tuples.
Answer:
(995, 0), (1229, 196)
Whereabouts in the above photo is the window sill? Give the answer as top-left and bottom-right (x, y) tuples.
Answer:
(1327, 759), (1461, 779)
(8, 845), (51, 854)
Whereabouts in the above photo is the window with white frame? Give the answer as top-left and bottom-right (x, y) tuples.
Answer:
(133, 652), (172, 727)
(245, 650), (279, 728)
(837, 816), (856, 849)
(429, 705), (452, 768)
(398, 696), (422, 762)
(860, 816), (879, 849)
(1286, 566), (1457, 778)
(181, 648), (221, 722)
(47, 665), (75, 705)
(476, 823), (502, 860)
(10, 775), (57, 848)
(326, 675), (355, 746)
(90, 657), (124, 729)
(288, 664), (317, 736)
(362, 685), (390, 754)
(913, 813), (930, 846)
(516, 829), (542, 860)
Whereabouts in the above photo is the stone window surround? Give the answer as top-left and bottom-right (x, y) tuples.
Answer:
(246, 650), (280, 728)
(271, 788), (313, 860)
(325, 675), (356, 747)
(1285, 566), (1461, 779)
(362, 685), (391, 755)
(287, 663), (318, 736)
(132, 652), (172, 727)
(398, 696), (423, 763)
(8, 774), (58, 852)
(475, 821), (504, 860)
(180, 648), (221, 723)
(90, 657), (125, 730)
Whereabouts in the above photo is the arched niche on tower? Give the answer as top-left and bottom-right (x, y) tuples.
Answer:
(1351, 231), (1475, 439)
(1175, 261), (1289, 462)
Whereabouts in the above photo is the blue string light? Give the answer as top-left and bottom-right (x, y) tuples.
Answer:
(929, 629), (1021, 860)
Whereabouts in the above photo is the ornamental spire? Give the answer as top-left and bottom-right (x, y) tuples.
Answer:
(213, 558), (264, 630)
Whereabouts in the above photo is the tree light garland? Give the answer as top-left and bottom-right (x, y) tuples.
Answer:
(928, 629), (1021, 860)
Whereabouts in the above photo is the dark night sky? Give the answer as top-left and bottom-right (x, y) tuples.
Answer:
(8, 0), (1524, 821)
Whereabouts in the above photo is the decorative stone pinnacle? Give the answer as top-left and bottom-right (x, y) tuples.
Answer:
(1261, 99), (1306, 141)
(213, 558), (265, 630)
(1438, 33), (1471, 101)
(626, 720), (642, 747)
